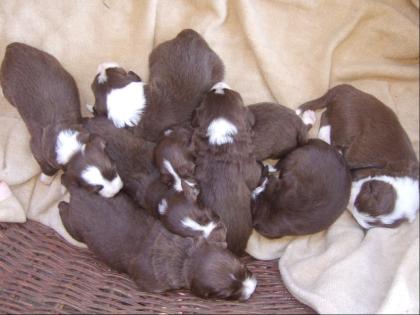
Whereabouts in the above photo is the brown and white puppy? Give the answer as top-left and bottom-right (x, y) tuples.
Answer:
(192, 83), (262, 256)
(248, 102), (309, 161)
(251, 139), (351, 238)
(0, 42), (122, 198)
(59, 183), (257, 300)
(158, 187), (227, 243)
(83, 116), (159, 212)
(154, 126), (196, 187)
(89, 63), (146, 128)
(89, 29), (224, 142)
(298, 84), (419, 229)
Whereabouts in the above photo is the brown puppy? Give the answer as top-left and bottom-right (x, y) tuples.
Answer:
(89, 29), (224, 141)
(248, 102), (309, 161)
(158, 189), (227, 243)
(83, 117), (159, 213)
(251, 139), (351, 238)
(298, 84), (419, 229)
(154, 126), (196, 187)
(0, 42), (122, 197)
(192, 83), (262, 255)
(59, 183), (257, 300)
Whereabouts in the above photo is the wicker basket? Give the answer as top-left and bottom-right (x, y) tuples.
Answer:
(0, 221), (314, 314)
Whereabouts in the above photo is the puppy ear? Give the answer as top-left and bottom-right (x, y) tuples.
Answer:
(127, 70), (142, 82)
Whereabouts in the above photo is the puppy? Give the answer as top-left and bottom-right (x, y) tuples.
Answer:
(248, 102), (309, 161)
(0, 42), (122, 198)
(83, 117), (159, 212)
(154, 126), (196, 187)
(89, 29), (224, 141)
(192, 83), (262, 255)
(158, 186), (226, 243)
(252, 139), (351, 238)
(59, 183), (257, 300)
(298, 84), (419, 228)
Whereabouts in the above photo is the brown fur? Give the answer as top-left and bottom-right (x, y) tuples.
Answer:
(154, 126), (196, 185)
(192, 87), (262, 256)
(248, 102), (308, 161)
(59, 182), (255, 300)
(298, 84), (419, 228)
(1, 42), (118, 195)
(252, 139), (351, 238)
(139, 29), (225, 141)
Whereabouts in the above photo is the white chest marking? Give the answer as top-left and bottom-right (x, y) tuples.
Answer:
(56, 129), (85, 165)
(163, 159), (183, 192)
(81, 165), (123, 198)
(181, 217), (216, 238)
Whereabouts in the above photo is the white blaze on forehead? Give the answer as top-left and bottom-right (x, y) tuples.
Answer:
(81, 165), (123, 198)
(181, 217), (217, 238)
(207, 118), (238, 146)
(252, 177), (268, 200)
(241, 276), (257, 300)
(158, 199), (168, 215)
(163, 159), (183, 192)
(106, 81), (146, 128)
(164, 129), (173, 136)
(56, 129), (85, 165)
(97, 62), (119, 84)
(210, 81), (230, 94)
(348, 175), (419, 229)
(318, 125), (331, 144)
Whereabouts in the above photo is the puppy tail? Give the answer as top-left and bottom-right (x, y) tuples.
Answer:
(297, 84), (354, 114)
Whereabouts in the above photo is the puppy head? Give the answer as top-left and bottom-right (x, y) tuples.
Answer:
(192, 82), (255, 146)
(354, 180), (397, 217)
(155, 127), (195, 180)
(188, 239), (257, 301)
(64, 133), (123, 198)
(159, 191), (226, 243)
(90, 63), (145, 128)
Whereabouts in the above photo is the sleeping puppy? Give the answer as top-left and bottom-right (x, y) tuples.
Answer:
(192, 83), (262, 256)
(297, 84), (419, 229)
(158, 186), (226, 243)
(59, 183), (257, 300)
(83, 116), (159, 212)
(251, 139), (351, 238)
(248, 102), (309, 161)
(89, 29), (224, 142)
(0, 42), (122, 198)
(154, 126), (196, 187)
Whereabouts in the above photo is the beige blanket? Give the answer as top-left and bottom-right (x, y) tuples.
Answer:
(0, 0), (418, 313)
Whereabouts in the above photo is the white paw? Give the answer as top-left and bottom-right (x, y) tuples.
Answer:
(252, 178), (268, 200)
(40, 173), (55, 185)
(86, 104), (94, 113)
(301, 110), (316, 126)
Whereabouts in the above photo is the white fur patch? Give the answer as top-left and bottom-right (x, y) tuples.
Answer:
(40, 173), (55, 185)
(301, 110), (316, 126)
(318, 125), (331, 144)
(252, 178), (268, 200)
(56, 129), (85, 165)
(241, 276), (257, 300)
(81, 165), (123, 198)
(207, 118), (238, 146)
(164, 129), (173, 136)
(263, 163), (277, 173)
(97, 62), (119, 84)
(295, 109), (302, 116)
(86, 104), (94, 113)
(181, 217), (216, 238)
(163, 159), (182, 192)
(158, 199), (168, 215)
(210, 81), (231, 94)
(348, 176), (419, 229)
(106, 81), (146, 128)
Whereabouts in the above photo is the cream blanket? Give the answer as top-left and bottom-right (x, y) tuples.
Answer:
(0, 0), (418, 313)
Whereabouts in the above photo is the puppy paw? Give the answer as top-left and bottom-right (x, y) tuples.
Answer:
(86, 104), (94, 113)
(301, 110), (316, 126)
(252, 177), (268, 200)
(40, 173), (55, 185)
